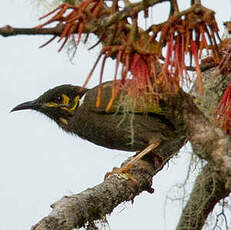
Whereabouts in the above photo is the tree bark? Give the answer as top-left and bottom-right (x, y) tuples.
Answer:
(177, 163), (230, 230)
(32, 130), (186, 230)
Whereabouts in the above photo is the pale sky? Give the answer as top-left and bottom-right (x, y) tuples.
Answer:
(0, 1), (231, 230)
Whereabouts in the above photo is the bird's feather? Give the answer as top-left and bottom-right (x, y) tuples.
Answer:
(83, 81), (164, 115)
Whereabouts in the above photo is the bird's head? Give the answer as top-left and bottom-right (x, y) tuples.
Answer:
(11, 84), (88, 130)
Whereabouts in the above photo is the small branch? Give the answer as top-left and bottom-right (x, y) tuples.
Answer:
(169, 0), (179, 15)
(0, 23), (218, 74)
(0, 24), (64, 37)
(0, 0), (168, 38)
(101, 0), (169, 29)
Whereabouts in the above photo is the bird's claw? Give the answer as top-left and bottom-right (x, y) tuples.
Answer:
(105, 167), (138, 185)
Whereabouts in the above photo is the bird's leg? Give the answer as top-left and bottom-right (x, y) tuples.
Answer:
(123, 141), (161, 171)
(106, 138), (161, 181)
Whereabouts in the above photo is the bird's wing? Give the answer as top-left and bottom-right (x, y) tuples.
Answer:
(84, 81), (165, 115)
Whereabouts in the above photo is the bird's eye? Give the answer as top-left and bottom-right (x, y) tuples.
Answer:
(54, 96), (63, 104)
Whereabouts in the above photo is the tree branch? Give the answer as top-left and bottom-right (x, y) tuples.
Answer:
(32, 130), (186, 230)
(177, 163), (230, 230)
(175, 69), (231, 230)
(183, 70), (231, 188)
(0, 24), (64, 37)
(0, 0), (168, 38)
(32, 160), (155, 230)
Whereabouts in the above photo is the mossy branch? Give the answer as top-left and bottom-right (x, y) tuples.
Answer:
(32, 129), (186, 230)
(177, 163), (230, 230)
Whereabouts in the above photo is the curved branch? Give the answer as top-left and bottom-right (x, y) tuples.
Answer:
(183, 70), (231, 187)
(176, 69), (231, 230)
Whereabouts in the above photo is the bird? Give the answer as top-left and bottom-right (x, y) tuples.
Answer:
(11, 81), (186, 171)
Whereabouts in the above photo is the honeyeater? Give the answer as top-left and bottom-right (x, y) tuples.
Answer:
(11, 81), (186, 169)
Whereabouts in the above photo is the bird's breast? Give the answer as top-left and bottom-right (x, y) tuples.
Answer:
(68, 106), (174, 152)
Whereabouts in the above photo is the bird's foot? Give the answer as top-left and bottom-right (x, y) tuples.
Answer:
(105, 166), (137, 185)
(105, 140), (161, 181)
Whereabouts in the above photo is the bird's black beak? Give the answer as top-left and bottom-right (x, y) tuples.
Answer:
(11, 100), (36, 112)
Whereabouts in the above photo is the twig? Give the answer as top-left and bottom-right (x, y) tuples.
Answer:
(0, 24), (64, 37)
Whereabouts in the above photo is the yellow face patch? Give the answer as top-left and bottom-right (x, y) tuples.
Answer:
(60, 96), (79, 112)
(44, 95), (79, 113)
(61, 94), (70, 105)
(44, 102), (58, 108)
(69, 96), (79, 111)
